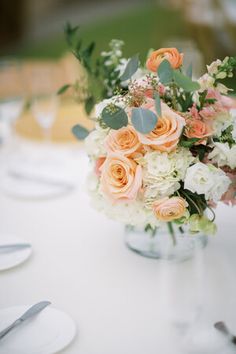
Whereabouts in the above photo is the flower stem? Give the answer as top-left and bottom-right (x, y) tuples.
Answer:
(167, 222), (177, 246)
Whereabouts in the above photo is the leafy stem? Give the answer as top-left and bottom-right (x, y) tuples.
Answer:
(167, 222), (177, 246)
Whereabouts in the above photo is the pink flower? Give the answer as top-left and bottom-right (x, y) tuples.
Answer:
(184, 118), (212, 142)
(221, 171), (236, 206)
(189, 104), (201, 120)
(100, 153), (142, 202)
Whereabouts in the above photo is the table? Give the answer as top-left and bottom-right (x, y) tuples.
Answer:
(0, 142), (236, 354)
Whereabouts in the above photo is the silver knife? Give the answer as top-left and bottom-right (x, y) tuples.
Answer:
(0, 243), (31, 253)
(0, 301), (51, 340)
(214, 321), (236, 345)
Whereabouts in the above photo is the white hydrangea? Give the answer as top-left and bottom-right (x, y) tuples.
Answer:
(184, 162), (231, 202)
(90, 190), (160, 228)
(208, 142), (236, 169)
(85, 127), (108, 158)
(142, 148), (195, 200)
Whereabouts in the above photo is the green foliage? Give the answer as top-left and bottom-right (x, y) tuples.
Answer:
(85, 96), (96, 115)
(179, 187), (207, 216)
(57, 84), (71, 95)
(179, 136), (200, 148)
(72, 124), (90, 140)
(131, 107), (157, 134)
(119, 54), (139, 81)
(157, 59), (173, 85)
(64, 23), (95, 73)
(154, 92), (162, 117)
(101, 105), (128, 130)
(173, 71), (200, 92)
(214, 125), (236, 147)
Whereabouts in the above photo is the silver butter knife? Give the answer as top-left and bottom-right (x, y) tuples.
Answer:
(0, 301), (51, 340)
(214, 321), (236, 345)
(0, 243), (31, 253)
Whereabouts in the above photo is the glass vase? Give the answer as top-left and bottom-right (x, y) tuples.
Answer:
(125, 223), (207, 261)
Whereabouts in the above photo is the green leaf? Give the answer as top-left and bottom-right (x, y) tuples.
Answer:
(85, 96), (95, 115)
(186, 63), (193, 78)
(57, 84), (71, 95)
(120, 54), (139, 81)
(179, 137), (200, 148)
(64, 23), (79, 47)
(82, 42), (95, 60)
(154, 92), (162, 117)
(157, 59), (173, 85)
(173, 71), (200, 92)
(72, 124), (90, 140)
(101, 105), (128, 130)
(131, 108), (157, 134)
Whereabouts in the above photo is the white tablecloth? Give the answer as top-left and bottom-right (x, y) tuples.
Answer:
(0, 142), (236, 354)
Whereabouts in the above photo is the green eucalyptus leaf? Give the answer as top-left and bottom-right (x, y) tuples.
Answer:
(157, 59), (173, 84)
(186, 63), (193, 78)
(57, 84), (71, 95)
(131, 108), (157, 134)
(102, 105), (128, 130)
(72, 124), (90, 140)
(120, 54), (139, 81)
(154, 92), (162, 117)
(85, 96), (95, 115)
(173, 71), (200, 92)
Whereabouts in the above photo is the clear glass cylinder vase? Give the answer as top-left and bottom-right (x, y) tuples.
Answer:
(125, 224), (207, 261)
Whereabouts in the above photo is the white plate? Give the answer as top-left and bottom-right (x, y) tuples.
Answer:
(0, 236), (32, 271)
(1, 173), (72, 200)
(0, 306), (76, 354)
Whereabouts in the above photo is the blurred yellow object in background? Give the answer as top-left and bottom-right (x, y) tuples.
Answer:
(15, 99), (94, 143)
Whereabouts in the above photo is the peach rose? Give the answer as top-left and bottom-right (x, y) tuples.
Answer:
(137, 100), (185, 152)
(153, 197), (188, 222)
(146, 47), (183, 72)
(94, 157), (106, 177)
(104, 126), (141, 157)
(184, 118), (212, 142)
(100, 153), (142, 202)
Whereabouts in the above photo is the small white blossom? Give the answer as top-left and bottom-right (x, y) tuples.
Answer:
(207, 59), (222, 75)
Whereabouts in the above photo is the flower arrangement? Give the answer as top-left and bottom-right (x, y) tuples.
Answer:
(63, 26), (236, 237)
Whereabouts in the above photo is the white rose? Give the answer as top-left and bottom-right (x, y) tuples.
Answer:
(184, 162), (230, 201)
(209, 166), (231, 202)
(184, 162), (213, 197)
(208, 142), (236, 169)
